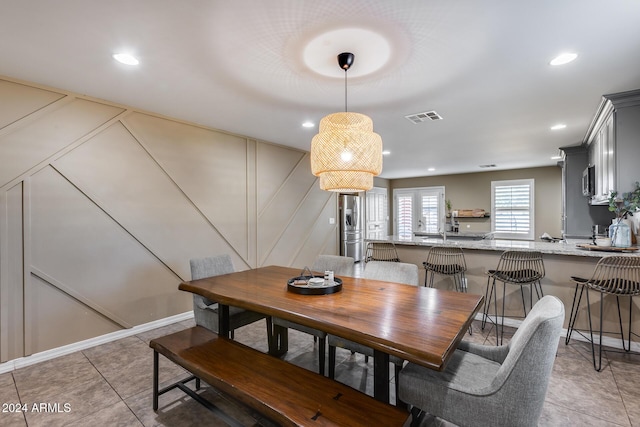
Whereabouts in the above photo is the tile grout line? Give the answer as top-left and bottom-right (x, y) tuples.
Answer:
(10, 372), (29, 426)
(81, 341), (146, 427)
(608, 356), (635, 427)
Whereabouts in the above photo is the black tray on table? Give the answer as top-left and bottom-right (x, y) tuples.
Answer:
(287, 276), (343, 295)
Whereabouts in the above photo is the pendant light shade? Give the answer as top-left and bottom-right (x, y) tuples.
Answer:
(311, 112), (382, 192)
(310, 53), (383, 192)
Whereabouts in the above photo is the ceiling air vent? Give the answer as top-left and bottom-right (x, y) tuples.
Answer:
(405, 110), (443, 124)
(479, 164), (497, 168)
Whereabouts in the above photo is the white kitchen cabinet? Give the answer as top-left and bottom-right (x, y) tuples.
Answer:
(585, 89), (640, 205)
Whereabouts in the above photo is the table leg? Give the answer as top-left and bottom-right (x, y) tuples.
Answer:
(268, 323), (289, 356)
(373, 350), (390, 404)
(218, 304), (230, 338)
(153, 350), (159, 411)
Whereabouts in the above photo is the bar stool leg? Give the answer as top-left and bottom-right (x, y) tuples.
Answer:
(519, 284), (528, 318)
(500, 280), (506, 345)
(596, 291), (605, 372)
(617, 295), (633, 352)
(583, 289), (602, 371)
(627, 296), (634, 352)
(565, 284), (585, 345)
(482, 276), (494, 329)
(535, 281), (544, 298)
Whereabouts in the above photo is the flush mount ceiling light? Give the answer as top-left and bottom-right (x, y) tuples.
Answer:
(302, 121), (315, 128)
(550, 52), (577, 66)
(112, 53), (139, 65)
(550, 123), (567, 130)
(311, 52), (383, 192)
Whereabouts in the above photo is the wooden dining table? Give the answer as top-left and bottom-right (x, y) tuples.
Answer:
(179, 265), (484, 404)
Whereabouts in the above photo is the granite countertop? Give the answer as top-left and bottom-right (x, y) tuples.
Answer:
(413, 231), (489, 239)
(366, 235), (640, 258)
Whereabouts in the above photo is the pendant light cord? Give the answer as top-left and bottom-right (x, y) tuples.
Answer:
(344, 69), (348, 113)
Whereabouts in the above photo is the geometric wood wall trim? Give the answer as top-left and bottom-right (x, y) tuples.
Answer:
(0, 96), (125, 189)
(48, 163), (183, 281)
(30, 267), (130, 329)
(121, 112), (251, 265)
(26, 164), (190, 354)
(0, 182), (25, 362)
(0, 79), (66, 130)
(0, 75), (339, 361)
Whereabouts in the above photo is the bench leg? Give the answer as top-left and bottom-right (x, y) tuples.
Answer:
(153, 350), (243, 426)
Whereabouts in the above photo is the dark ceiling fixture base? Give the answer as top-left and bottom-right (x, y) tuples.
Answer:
(338, 52), (354, 70)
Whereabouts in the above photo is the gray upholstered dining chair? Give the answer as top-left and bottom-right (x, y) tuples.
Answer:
(272, 255), (354, 375)
(399, 295), (564, 427)
(190, 254), (271, 341)
(327, 260), (419, 399)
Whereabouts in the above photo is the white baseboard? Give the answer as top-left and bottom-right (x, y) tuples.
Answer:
(475, 312), (640, 352)
(0, 311), (194, 374)
(1, 310), (637, 374)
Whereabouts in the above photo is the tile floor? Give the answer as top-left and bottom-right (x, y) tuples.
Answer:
(1, 317), (639, 426)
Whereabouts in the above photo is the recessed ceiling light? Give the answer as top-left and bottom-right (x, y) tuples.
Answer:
(382, 150), (391, 156)
(551, 124), (567, 130)
(302, 121), (314, 128)
(550, 53), (577, 66)
(113, 53), (139, 65)
(427, 167), (435, 172)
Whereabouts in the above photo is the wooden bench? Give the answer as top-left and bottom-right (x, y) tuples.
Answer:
(150, 326), (409, 427)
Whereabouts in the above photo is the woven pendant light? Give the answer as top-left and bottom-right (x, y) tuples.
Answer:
(311, 53), (382, 192)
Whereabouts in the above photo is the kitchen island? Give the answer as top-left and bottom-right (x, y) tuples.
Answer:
(367, 235), (640, 350)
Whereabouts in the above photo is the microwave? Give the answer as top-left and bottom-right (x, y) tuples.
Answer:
(582, 165), (594, 196)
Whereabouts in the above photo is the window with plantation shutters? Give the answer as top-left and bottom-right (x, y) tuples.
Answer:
(393, 187), (445, 239)
(491, 179), (534, 240)
(421, 194), (439, 233)
(396, 193), (413, 239)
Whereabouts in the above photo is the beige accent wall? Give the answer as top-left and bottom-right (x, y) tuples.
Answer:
(391, 167), (563, 238)
(0, 77), (338, 362)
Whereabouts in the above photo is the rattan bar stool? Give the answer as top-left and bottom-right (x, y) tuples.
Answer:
(482, 250), (545, 345)
(364, 241), (400, 263)
(424, 246), (472, 334)
(565, 255), (640, 371)
(423, 246), (468, 291)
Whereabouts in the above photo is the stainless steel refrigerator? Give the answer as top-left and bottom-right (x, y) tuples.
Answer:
(339, 194), (363, 262)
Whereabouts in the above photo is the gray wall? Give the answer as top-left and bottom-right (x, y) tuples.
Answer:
(390, 167), (563, 238)
(0, 77), (338, 361)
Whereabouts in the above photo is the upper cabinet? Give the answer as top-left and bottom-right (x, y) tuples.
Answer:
(585, 89), (640, 205)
